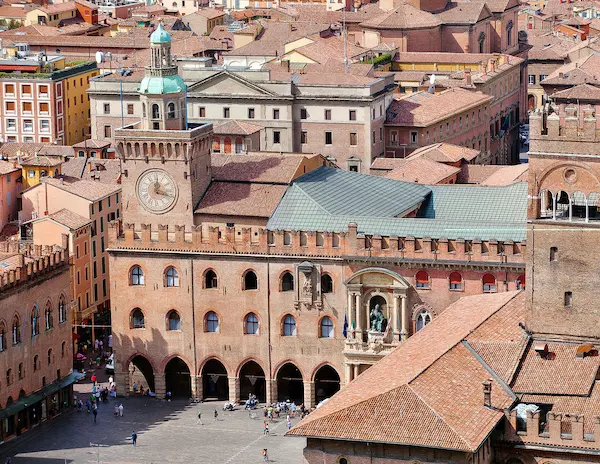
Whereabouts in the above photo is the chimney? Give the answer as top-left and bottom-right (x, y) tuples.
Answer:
(559, 72), (564, 78)
(465, 68), (472, 86)
(281, 59), (290, 72)
(483, 380), (492, 407)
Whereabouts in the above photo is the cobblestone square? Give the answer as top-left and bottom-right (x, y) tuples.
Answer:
(0, 396), (306, 464)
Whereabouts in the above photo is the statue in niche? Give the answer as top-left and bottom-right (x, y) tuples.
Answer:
(302, 274), (313, 296)
(369, 304), (387, 333)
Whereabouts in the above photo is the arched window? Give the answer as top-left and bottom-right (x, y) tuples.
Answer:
(321, 274), (333, 293)
(131, 308), (145, 329)
(281, 272), (294, 292)
(130, 265), (144, 286)
(449, 272), (462, 290)
(212, 136), (221, 153)
(12, 316), (20, 345)
(167, 310), (181, 331)
(338, 458), (349, 464)
(415, 270), (429, 289)
(165, 267), (179, 287)
(243, 270), (258, 290)
(167, 102), (176, 119)
(33, 355), (38, 372)
(416, 311), (431, 332)
(152, 103), (160, 119)
(482, 274), (497, 293)
(44, 301), (53, 330)
(58, 295), (66, 323)
(506, 20), (513, 47)
(0, 321), (5, 351)
(205, 270), (218, 288)
(31, 306), (39, 337)
(516, 274), (525, 290)
(40, 170), (48, 177)
(172, 1), (177, 6)
(320, 316), (334, 338)
(283, 314), (297, 336)
(244, 313), (259, 335)
(205, 311), (219, 332)
(478, 32), (486, 53)
(47, 348), (52, 365)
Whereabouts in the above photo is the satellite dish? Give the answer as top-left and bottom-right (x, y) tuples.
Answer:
(95, 51), (104, 64)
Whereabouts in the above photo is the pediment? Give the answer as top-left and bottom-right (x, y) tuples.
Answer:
(187, 71), (275, 97)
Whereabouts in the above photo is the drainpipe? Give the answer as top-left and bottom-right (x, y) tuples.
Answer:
(190, 258), (198, 399)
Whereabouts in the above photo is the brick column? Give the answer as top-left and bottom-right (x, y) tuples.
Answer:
(303, 381), (315, 409)
(266, 379), (277, 405)
(115, 371), (129, 397)
(155, 373), (166, 399)
(228, 377), (240, 404)
(191, 375), (202, 399)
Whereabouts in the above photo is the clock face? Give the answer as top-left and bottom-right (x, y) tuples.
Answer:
(136, 169), (178, 214)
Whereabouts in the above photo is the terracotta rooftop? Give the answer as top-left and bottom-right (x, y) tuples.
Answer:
(551, 83), (600, 101)
(360, 4), (441, 29)
(195, 182), (288, 218)
(212, 120), (263, 136)
(20, 155), (63, 167)
(61, 158), (121, 185)
(0, 143), (72, 160)
(288, 291), (525, 451)
(435, 1), (491, 24)
(40, 176), (120, 202)
(193, 8), (225, 19)
(383, 157), (461, 184)
(36, 2), (77, 14)
(479, 163), (529, 186)
(408, 142), (481, 163)
(44, 208), (92, 231)
(0, 160), (19, 176)
(72, 139), (112, 149)
(211, 153), (310, 184)
(386, 88), (493, 127)
(542, 54), (600, 85)
(0, 6), (27, 18)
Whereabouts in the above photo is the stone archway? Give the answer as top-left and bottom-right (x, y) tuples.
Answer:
(276, 363), (303, 403)
(202, 359), (229, 401)
(129, 355), (155, 393)
(239, 360), (266, 403)
(314, 365), (340, 404)
(164, 357), (191, 398)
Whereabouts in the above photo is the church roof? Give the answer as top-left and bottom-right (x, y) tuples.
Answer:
(150, 22), (171, 43)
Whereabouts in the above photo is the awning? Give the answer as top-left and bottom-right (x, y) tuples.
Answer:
(0, 372), (83, 421)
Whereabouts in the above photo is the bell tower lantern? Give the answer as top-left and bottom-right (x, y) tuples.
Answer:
(138, 22), (187, 131)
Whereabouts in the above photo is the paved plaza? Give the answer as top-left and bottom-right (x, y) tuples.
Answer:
(0, 396), (306, 464)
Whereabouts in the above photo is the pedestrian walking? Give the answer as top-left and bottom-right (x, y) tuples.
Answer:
(132, 431), (137, 447)
(214, 409), (218, 420)
(166, 391), (172, 401)
(92, 407), (97, 423)
(86, 399), (91, 413)
(287, 417), (292, 430)
(262, 449), (269, 462)
(119, 404), (124, 417)
(5, 457), (12, 464)
(197, 411), (202, 425)
(263, 422), (269, 435)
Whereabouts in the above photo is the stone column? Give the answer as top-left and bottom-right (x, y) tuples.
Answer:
(115, 365), (129, 397)
(266, 379), (277, 405)
(353, 364), (360, 379)
(303, 381), (315, 408)
(344, 362), (352, 386)
(354, 293), (362, 340)
(346, 291), (353, 339)
(228, 377), (240, 404)
(392, 292), (400, 340)
(155, 372), (166, 399)
(400, 295), (409, 341)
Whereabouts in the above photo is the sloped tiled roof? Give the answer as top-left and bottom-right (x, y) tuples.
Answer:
(409, 142), (480, 163)
(211, 153), (307, 184)
(44, 208), (92, 230)
(40, 176), (120, 202)
(479, 163), (529, 186)
(0, 160), (19, 176)
(213, 120), (263, 136)
(435, 1), (491, 24)
(551, 83), (600, 101)
(360, 4), (441, 29)
(288, 291), (524, 451)
(384, 157), (460, 184)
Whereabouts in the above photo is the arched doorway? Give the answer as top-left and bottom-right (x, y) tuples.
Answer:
(277, 363), (303, 403)
(239, 361), (266, 403)
(165, 357), (191, 398)
(224, 137), (232, 153)
(314, 365), (340, 404)
(129, 355), (155, 393)
(202, 359), (229, 401)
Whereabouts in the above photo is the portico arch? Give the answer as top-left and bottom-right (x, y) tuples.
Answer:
(201, 358), (229, 401)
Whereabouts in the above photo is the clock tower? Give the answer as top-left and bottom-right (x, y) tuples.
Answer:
(113, 23), (213, 231)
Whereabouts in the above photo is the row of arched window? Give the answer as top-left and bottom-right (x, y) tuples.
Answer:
(129, 308), (335, 338)
(4, 343), (66, 386)
(0, 297), (67, 352)
(129, 265), (335, 294)
(415, 271), (525, 292)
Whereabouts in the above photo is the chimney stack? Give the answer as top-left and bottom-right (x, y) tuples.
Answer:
(483, 380), (492, 407)
(465, 68), (472, 86)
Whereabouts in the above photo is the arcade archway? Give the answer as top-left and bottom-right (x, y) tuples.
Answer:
(239, 361), (266, 403)
(314, 365), (341, 404)
(277, 362), (303, 403)
(202, 359), (228, 401)
(130, 355), (155, 393)
(165, 357), (191, 398)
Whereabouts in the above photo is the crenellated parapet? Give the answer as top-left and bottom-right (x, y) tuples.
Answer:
(503, 408), (600, 449)
(108, 221), (525, 266)
(530, 104), (600, 155)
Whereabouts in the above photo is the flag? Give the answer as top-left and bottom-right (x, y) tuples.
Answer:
(343, 314), (348, 338)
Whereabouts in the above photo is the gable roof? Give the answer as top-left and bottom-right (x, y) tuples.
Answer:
(383, 157), (460, 184)
(211, 153), (309, 183)
(360, 4), (441, 29)
(187, 70), (277, 96)
(38, 176), (120, 202)
(435, 1), (492, 24)
(40, 208), (92, 231)
(551, 83), (600, 101)
(212, 120), (263, 136)
(288, 291), (525, 451)
(409, 142), (481, 163)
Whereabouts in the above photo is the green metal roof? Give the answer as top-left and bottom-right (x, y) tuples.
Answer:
(267, 168), (527, 242)
(150, 23), (171, 43)
(138, 74), (186, 95)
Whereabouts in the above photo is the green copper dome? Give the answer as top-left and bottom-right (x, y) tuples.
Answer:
(138, 74), (186, 94)
(150, 23), (171, 43)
